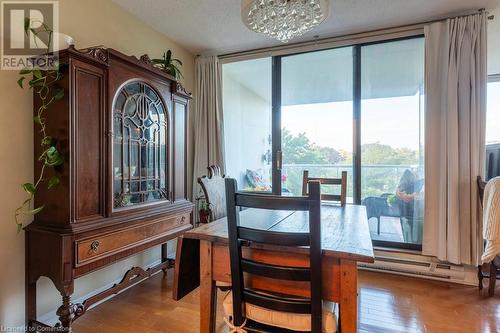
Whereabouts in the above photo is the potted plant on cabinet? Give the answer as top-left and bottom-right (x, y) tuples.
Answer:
(151, 50), (183, 80)
(198, 199), (211, 224)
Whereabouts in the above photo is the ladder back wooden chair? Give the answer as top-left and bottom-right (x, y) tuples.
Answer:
(223, 178), (338, 332)
(198, 165), (227, 222)
(197, 165), (232, 290)
(302, 170), (347, 206)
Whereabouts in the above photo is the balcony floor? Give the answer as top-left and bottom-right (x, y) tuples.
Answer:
(368, 216), (405, 243)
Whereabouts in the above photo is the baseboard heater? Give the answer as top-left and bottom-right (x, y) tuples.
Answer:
(358, 253), (471, 284)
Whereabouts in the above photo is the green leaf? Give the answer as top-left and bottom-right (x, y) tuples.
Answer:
(25, 205), (45, 215)
(166, 50), (172, 62)
(33, 116), (42, 125)
(52, 88), (64, 101)
(49, 156), (64, 166)
(33, 70), (42, 79)
(172, 58), (183, 66)
(24, 17), (30, 34)
(46, 146), (56, 155)
(41, 136), (52, 146)
(19, 68), (32, 75)
(17, 223), (23, 233)
(47, 176), (60, 189)
(45, 146), (64, 166)
(22, 183), (36, 194)
(29, 77), (44, 87)
(17, 77), (25, 88)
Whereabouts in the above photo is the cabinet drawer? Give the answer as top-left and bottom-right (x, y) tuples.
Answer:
(75, 214), (189, 266)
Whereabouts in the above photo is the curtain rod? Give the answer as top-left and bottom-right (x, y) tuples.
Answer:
(218, 8), (494, 60)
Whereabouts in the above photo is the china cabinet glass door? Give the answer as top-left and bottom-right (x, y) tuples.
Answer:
(112, 81), (169, 208)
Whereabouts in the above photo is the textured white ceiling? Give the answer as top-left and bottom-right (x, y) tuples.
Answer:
(112, 0), (500, 56)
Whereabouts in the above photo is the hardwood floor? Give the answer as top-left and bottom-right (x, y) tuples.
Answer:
(72, 269), (500, 333)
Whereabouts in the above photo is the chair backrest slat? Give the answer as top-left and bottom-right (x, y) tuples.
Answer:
(225, 178), (323, 332)
(320, 194), (342, 201)
(238, 227), (310, 246)
(235, 194), (310, 211)
(306, 177), (342, 185)
(243, 289), (311, 314)
(302, 170), (348, 206)
(241, 258), (311, 281)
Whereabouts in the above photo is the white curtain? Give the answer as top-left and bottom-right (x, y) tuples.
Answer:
(423, 13), (487, 265)
(192, 56), (225, 202)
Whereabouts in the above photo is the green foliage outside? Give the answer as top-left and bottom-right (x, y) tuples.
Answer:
(281, 128), (420, 198)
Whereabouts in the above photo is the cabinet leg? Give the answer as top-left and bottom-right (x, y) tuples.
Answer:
(25, 279), (37, 330)
(162, 242), (175, 274)
(56, 294), (77, 332)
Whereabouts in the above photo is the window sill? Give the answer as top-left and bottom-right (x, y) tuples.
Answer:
(373, 246), (422, 256)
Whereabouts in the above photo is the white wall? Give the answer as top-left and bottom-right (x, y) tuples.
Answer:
(223, 74), (272, 189)
(0, 0), (195, 327)
(488, 7), (500, 75)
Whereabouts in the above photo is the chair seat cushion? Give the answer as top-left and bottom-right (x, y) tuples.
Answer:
(216, 281), (232, 288)
(222, 292), (337, 332)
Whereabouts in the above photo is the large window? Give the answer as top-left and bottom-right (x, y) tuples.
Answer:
(360, 39), (425, 246)
(222, 36), (425, 249)
(486, 77), (500, 179)
(281, 47), (353, 197)
(222, 58), (272, 191)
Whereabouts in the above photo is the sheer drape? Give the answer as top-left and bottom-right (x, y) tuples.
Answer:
(192, 56), (225, 202)
(423, 13), (487, 265)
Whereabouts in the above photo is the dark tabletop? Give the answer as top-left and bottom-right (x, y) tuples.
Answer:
(185, 204), (375, 263)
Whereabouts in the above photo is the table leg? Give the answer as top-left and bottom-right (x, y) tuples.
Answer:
(200, 240), (217, 333)
(339, 259), (358, 333)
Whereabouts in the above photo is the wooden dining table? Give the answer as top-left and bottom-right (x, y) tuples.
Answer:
(173, 204), (375, 333)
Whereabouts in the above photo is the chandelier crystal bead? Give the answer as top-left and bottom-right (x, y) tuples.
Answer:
(242, 0), (330, 43)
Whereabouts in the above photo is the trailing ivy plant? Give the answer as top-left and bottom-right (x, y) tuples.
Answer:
(151, 50), (183, 80)
(15, 18), (65, 232)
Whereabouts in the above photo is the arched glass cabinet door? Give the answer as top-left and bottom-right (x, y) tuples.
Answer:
(112, 81), (169, 209)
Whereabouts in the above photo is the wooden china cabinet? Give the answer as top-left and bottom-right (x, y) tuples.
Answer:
(25, 45), (193, 331)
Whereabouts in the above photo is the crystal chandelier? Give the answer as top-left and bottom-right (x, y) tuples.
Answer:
(241, 0), (330, 43)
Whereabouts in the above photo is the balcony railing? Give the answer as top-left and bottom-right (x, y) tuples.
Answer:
(281, 163), (419, 198)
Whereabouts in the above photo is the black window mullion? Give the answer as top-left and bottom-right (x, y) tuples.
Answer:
(272, 56), (282, 195)
(353, 45), (362, 204)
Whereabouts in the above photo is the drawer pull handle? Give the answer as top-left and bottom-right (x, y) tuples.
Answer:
(181, 216), (186, 222)
(90, 240), (100, 253)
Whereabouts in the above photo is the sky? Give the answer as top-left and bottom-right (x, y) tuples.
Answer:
(282, 93), (423, 152)
(282, 81), (500, 152)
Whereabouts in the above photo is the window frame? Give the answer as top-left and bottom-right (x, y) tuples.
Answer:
(223, 35), (425, 251)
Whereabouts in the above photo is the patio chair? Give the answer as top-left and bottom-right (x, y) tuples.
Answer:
(361, 194), (401, 235)
(302, 170), (347, 206)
